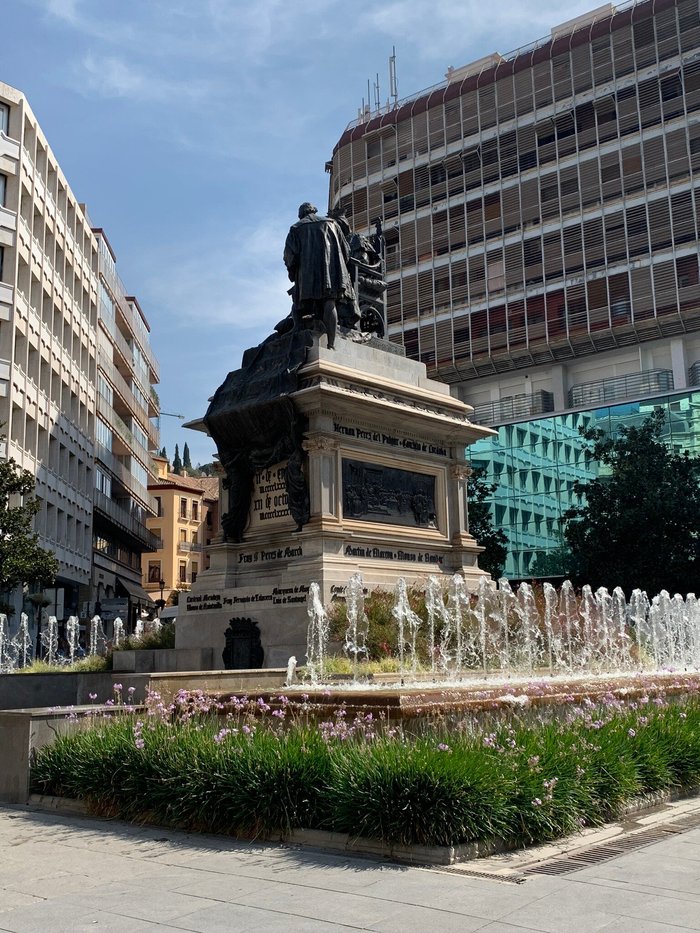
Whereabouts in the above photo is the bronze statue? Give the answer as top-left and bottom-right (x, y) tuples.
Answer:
(283, 203), (356, 349)
(205, 202), (390, 544)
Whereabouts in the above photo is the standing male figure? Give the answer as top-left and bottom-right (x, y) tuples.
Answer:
(283, 202), (356, 349)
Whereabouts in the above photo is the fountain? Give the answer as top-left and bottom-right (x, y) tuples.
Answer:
(13, 613), (32, 668)
(66, 616), (80, 663)
(40, 616), (59, 665)
(89, 615), (106, 656)
(305, 582), (329, 684)
(0, 614), (13, 673)
(304, 573), (700, 685)
(343, 573), (369, 678)
(113, 617), (124, 648)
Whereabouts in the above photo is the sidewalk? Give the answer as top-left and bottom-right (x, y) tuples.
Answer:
(1, 805), (699, 933)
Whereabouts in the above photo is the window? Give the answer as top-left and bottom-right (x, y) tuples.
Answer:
(180, 497), (187, 519)
(95, 417), (112, 451)
(132, 420), (148, 450)
(191, 562), (198, 584)
(154, 495), (163, 517)
(179, 529), (187, 543)
(0, 174), (5, 207)
(147, 561), (161, 583)
(0, 103), (8, 135)
(95, 468), (112, 497)
(131, 460), (148, 488)
(179, 560), (187, 583)
(97, 373), (113, 405)
(99, 282), (114, 320)
(191, 501), (199, 522)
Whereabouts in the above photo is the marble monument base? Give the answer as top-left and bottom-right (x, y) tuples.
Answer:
(177, 334), (495, 669)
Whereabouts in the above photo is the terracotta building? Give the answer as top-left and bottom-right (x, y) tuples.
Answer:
(144, 456), (219, 609)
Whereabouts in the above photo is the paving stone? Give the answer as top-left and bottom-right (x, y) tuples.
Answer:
(3, 804), (700, 933)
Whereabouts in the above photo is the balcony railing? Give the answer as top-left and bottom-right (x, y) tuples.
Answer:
(106, 355), (151, 425)
(93, 489), (161, 551)
(94, 442), (157, 512)
(471, 390), (555, 426)
(99, 260), (160, 382)
(178, 541), (203, 553)
(568, 369), (674, 409)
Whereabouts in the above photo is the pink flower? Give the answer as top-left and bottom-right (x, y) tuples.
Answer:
(628, 728), (636, 737)
(437, 743), (450, 752)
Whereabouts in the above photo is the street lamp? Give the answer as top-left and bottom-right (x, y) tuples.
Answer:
(155, 579), (167, 616)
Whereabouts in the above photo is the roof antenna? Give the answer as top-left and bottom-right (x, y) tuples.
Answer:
(389, 46), (398, 108)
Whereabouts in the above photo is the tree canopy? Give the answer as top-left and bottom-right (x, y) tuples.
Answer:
(172, 444), (182, 475)
(468, 466), (508, 579)
(183, 443), (192, 471)
(563, 408), (700, 595)
(0, 456), (58, 594)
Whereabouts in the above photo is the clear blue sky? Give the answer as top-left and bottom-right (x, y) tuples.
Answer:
(6, 0), (595, 467)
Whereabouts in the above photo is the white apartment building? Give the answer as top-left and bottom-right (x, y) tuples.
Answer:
(0, 81), (96, 622)
(92, 229), (161, 630)
(0, 81), (160, 630)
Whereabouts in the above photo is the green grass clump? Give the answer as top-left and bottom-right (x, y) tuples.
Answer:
(31, 691), (700, 849)
(13, 655), (110, 674)
(329, 738), (513, 846)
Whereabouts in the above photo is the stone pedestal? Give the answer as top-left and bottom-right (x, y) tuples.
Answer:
(177, 335), (495, 668)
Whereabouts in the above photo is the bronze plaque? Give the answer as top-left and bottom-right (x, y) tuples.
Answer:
(342, 459), (437, 527)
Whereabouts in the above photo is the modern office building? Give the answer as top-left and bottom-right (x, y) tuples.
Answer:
(328, 0), (700, 576)
(144, 456), (219, 610)
(0, 81), (160, 629)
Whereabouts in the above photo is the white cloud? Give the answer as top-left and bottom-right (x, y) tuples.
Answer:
(361, 0), (602, 63)
(76, 53), (213, 103)
(143, 217), (293, 334)
(44, 0), (81, 22)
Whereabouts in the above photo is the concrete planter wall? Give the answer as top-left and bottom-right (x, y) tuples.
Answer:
(111, 648), (215, 673)
(0, 672), (150, 711)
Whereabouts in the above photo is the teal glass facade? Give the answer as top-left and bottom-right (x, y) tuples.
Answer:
(468, 390), (700, 578)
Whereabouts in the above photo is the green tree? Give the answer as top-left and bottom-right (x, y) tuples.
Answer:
(468, 467), (508, 579)
(563, 409), (700, 595)
(183, 442), (192, 471)
(172, 444), (182, 475)
(159, 446), (167, 459)
(0, 455), (59, 594)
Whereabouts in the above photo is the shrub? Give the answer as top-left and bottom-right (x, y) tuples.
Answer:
(31, 689), (700, 849)
(113, 622), (175, 653)
(328, 586), (430, 662)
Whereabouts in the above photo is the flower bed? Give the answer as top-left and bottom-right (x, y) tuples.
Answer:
(31, 685), (700, 849)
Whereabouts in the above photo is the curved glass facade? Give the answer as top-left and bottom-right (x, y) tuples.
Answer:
(468, 390), (700, 578)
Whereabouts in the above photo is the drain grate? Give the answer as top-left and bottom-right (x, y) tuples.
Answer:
(527, 815), (700, 876)
(431, 866), (526, 884)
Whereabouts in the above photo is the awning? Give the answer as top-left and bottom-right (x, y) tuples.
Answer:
(115, 576), (152, 604)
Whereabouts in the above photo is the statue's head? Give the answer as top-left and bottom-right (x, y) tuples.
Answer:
(298, 202), (317, 219)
